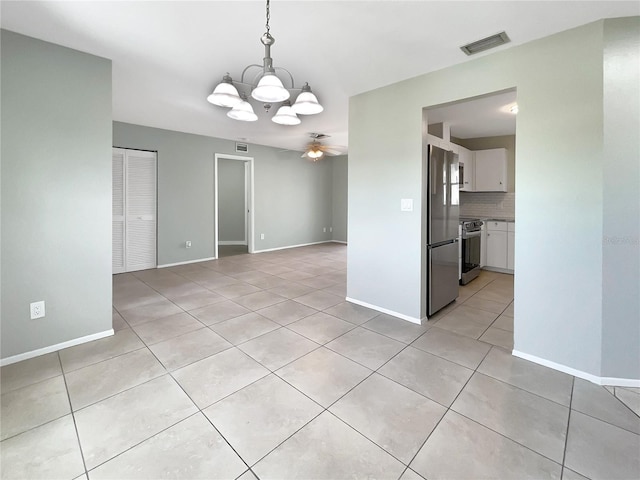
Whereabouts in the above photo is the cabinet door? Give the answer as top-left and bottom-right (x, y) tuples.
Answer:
(474, 148), (507, 192)
(459, 147), (475, 191)
(486, 230), (508, 269)
(480, 224), (487, 267)
(507, 231), (515, 271)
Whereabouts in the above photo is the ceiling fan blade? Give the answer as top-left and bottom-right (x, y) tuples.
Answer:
(323, 148), (342, 156)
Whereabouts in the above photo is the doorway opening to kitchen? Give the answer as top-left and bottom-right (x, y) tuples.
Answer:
(423, 88), (517, 350)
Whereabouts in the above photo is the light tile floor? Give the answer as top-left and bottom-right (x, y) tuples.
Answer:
(1, 243), (639, 479)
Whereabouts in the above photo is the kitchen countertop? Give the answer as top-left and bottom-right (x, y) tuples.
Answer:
(482, 218), (515, 222)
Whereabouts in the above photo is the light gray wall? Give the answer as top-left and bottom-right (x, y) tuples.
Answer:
(601, 17), (640, 379)
(332, 155), (348, 243)
(113, 122), (334, 262)
(218, 159), (246, 243)
(349, 19), (639, 379)
(452, 135), (516, 193)
(1, 30), (113, 359)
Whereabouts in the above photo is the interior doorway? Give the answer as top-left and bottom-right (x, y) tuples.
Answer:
(214, 154), (254, 259)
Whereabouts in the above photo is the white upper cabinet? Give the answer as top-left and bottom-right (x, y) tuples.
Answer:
(458, 146), (475, 192)
(474, 148), (508, 192)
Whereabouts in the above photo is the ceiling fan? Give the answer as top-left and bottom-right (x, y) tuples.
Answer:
(302, 133), (342, 161)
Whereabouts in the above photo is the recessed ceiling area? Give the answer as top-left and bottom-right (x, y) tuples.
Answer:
(426, 90), (518, 139)
(1, 1), (637, 153)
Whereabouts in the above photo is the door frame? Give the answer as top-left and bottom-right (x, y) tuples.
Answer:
(214, 153), (255, 259)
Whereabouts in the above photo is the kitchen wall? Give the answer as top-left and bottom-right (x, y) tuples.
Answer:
(349, 18), (640, 381)
(1, 30), (113, 361)
(459, 192), (515, 220)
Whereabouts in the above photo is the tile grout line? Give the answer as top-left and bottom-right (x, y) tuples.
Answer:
(58, 351), (90, 479)
(401, 343), (496, 471)
(560, 377), (576, 477)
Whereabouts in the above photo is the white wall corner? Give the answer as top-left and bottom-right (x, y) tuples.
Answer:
(345, 297), (422, 325)
(512, 350), (640, 387)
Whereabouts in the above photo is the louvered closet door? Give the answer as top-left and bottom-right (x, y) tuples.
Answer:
(112, 148), (157, 273)
(125, 150), (157, 272)
(112, 149), (126, 274)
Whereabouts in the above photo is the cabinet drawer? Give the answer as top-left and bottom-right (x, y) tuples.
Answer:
(486, 221), (507, 232)
(508, 222), (515, 233)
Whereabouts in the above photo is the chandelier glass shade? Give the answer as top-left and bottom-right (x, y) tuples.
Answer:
(272, 102), (301, 125)
(207, 0), (322, 125)
(291, 83), (324, 115)
(227, 97), (258, 122)
(207, 75), (242, 108)
(251, 73), (290, 103)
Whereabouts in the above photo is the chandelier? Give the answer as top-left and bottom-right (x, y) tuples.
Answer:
(207, 0), (323, 125)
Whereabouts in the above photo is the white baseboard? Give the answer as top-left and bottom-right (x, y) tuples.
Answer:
(254, 240), (334, 254)
(158, 257), (216, 268)
(345, 297), (422, 325)
(482, 266), (514, 275)
(512, 350), (640, 387)
(1, 329), (115, 367)
(218, 241), (247, 246)
(331, 240), (348, 244)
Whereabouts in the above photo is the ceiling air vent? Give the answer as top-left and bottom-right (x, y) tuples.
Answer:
(460, 32), (510, 56)
(235, 142), (249, 153)
(309, 132), (329, 140)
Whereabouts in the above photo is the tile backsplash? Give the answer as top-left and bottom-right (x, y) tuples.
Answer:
(460, 192), (515, 220)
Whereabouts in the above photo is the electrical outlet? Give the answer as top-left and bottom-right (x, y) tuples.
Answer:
(330, 227), (333, 233)
(323, 227), (327, 233)
(186, 241), (192, 248)
(260, 233), (265, 240)
(30, 301), (45, 320)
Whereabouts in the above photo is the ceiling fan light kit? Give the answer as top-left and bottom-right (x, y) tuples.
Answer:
(307, 150), (323, 160)
(207, 0), (323, 125)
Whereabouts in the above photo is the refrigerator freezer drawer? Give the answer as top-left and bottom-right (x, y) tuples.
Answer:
(428, 241), (459, 316)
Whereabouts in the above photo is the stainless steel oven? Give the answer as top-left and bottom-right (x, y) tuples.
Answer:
(460, 219), (483, 285)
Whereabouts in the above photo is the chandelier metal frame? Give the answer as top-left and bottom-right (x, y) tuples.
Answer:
(207, 0), (323, 125)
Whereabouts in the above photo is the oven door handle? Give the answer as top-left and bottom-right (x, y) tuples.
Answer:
(462, 230), (482, 239)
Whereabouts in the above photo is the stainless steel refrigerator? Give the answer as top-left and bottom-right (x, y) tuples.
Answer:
(427, 145), (460, 316)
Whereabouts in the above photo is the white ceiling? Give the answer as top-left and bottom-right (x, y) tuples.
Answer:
(427, 90), (518, 139)
(2, 1), (638, 153)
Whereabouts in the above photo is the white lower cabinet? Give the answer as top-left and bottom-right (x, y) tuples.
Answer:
(486, 230), (508, 269)
(507, 223), (515, 271)
(484, 220), (514, 273)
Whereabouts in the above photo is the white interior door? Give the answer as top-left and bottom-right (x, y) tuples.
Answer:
(112, 148), (157, 273)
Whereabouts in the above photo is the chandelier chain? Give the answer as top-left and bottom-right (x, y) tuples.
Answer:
(265, 0), (271, 35)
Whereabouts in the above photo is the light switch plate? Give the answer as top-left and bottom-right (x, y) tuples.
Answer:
(400, 199), (414, 212)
